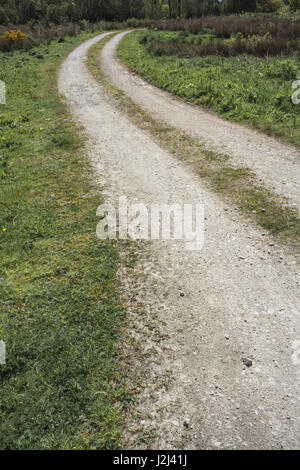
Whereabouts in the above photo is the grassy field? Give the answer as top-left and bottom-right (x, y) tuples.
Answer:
(118, 30), (300, 146)
(0, 33), (132, 450)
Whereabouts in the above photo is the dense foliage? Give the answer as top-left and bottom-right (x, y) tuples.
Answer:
(1, 0), (299, 25)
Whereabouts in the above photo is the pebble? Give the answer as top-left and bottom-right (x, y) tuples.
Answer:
(242, 357), (253, 367)
(183, 419), (190, 427)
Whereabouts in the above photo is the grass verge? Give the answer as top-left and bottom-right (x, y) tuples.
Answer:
(0, 32), (133, 450)
(88, 35), (300, 248)
(118, 30), (300, 146)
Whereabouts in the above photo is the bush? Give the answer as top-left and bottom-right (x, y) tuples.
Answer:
(1, 29), (27, 41)
(0, 28), (32, 51)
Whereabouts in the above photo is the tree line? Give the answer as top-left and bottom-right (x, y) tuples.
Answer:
(0, 1), (297, 25)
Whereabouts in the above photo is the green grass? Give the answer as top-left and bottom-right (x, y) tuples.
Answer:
(0, 33), (133, 450)
(89, 36), (300, 246)
(118, 30), (300, 146)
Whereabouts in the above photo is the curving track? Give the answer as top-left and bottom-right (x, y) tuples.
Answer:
(59, 33), (300, 450)
(100, 31), (300, 211)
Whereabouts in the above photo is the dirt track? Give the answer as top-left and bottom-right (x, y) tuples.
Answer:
(101, 31), (300, 212)
(59, 33), (300, 450)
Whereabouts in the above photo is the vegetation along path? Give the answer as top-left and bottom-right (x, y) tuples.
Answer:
(101, 31), (300, 212)
(59, 33), (300, 449)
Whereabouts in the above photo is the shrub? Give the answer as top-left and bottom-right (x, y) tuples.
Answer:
(0, 29), (31, 51)
(1, 29), (27, 41)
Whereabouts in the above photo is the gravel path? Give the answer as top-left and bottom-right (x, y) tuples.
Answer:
(59, 33), (300, 450)
(100, 31), (300, 211)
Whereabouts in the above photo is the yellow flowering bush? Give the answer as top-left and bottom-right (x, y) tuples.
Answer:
(0, 28), (30, 51)
(1, 29), (27, 41)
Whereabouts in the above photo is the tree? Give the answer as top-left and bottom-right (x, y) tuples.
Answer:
(224, 0), (257, 13)
(0, 6), (8, 23)
(0, 0), (258, 25)
(290, 0), (300, 10)
(177, 0), (182, 16)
